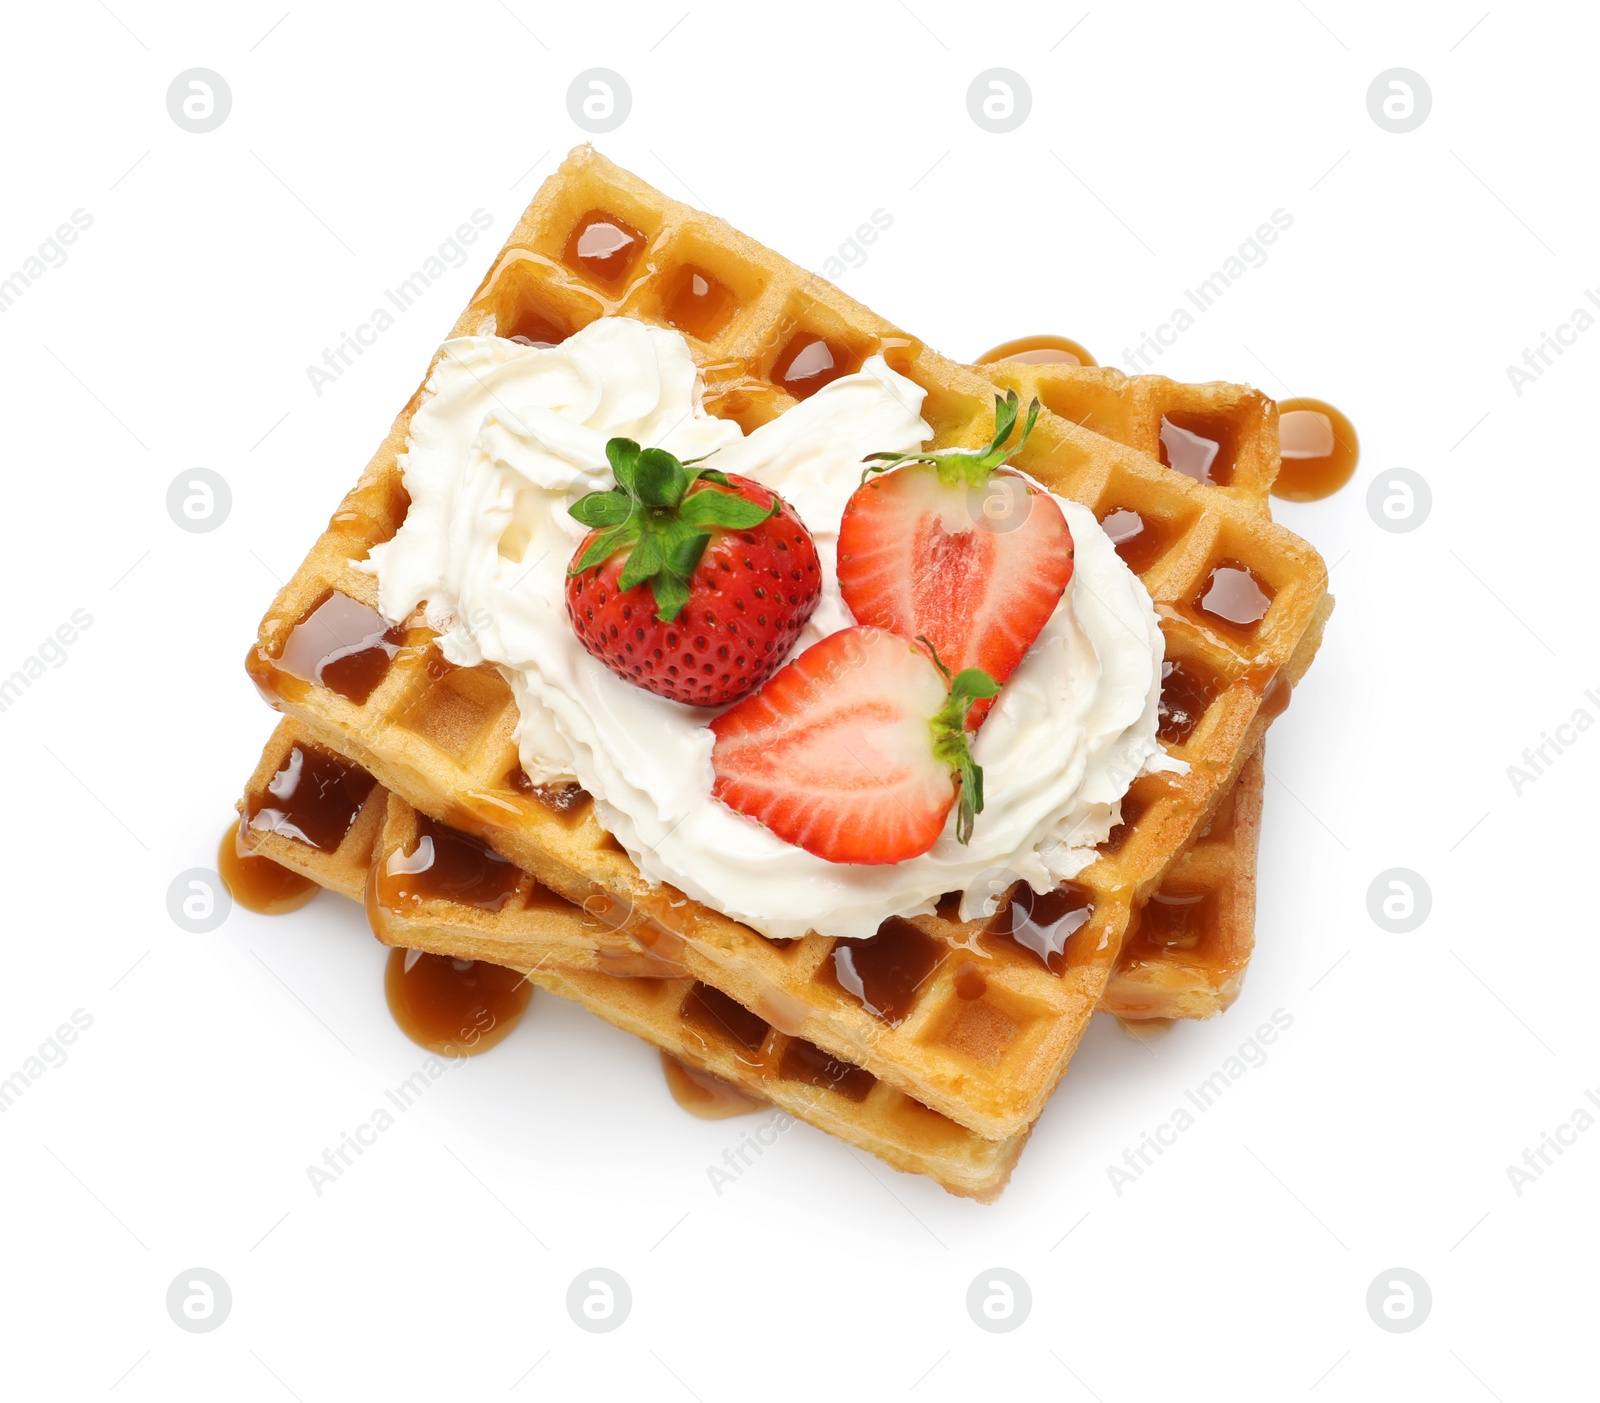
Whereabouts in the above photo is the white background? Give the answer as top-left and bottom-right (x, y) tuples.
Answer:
(2, 1), (1594, 1398)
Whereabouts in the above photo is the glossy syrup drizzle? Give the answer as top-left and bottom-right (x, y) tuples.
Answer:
(1159, 414), (1238, 487)
(1122, 888), (1215, 963)
(1099, 506), (1171, 575)
(504, 307), (568, 348)
(1273, 397), (1360, 502)
(661, 264), (736, 341)
(1157, 657), (1223, 746)
(680, 983), (771, 1066)
(245, 742), (376, 851)
(777, 1037), (876, 1102)
(660, 1053), (765, 1119)
(1192, 561), (1275, 636)
(384, 948), (531, 1057)
(974, 333), (1097, 368)
(771, 333), (859, 399)
(265, 591), (407, 706)
(376, 816), (520, 913)
(563, 210), (645, 288)
(984, 883), (1094, 975)
(216, 822), (318, 915)
(827, 917), (945, 1025)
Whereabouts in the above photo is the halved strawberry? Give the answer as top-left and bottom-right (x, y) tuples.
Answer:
(709, 626), (999, 865)
(837, 391), (1072, 724)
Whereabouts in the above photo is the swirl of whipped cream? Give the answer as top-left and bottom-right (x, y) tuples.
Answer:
(370, 317), (1172, 941)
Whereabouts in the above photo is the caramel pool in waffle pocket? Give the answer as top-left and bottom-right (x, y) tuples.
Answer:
(247, 146), (1328, 1139)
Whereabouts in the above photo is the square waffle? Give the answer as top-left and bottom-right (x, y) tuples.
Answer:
(972, 358), (1300, 1018)
(245, 146), (1329, 1138)
(239, 716), (1263, 1020)
(235, 724), (1025, 1200)
(234, 717), (1260, 1199)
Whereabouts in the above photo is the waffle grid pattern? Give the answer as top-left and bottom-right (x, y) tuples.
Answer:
(236, 725), (1024, 1200)
(246, 146), (1328, 1138)
(976, 360), (1290, 1017)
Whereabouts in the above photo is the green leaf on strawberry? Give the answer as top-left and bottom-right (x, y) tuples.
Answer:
(568, 437), (779, 623)
(839, 388), (1072, 732)
(920, 637), (1002, 844)
(861, 388), (1042, 488)
(708, 626), (1002, 864)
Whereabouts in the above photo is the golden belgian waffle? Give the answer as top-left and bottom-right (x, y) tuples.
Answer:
(239, 714), (1263, 1021)
(1102, 743), (1263, 1020)
(973, 358), (1289, 1019)
(235, 720), (1256, 1197)
(246, 145), (1329, 1138)
(235, 723), (1025, 1200)
(975, 360), (1280, 511)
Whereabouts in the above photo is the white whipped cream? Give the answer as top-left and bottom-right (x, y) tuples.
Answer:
(369, 317), (1173, 940)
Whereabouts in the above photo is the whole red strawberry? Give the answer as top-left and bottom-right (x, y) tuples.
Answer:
(838, 391), (1073, 727)
(565, 438), (821, 706)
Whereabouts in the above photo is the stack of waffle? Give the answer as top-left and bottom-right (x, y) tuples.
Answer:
(235, 147), (1330, 1200)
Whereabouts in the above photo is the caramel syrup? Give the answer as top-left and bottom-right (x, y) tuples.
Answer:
(531, 784), (592, 826)
(681, 982), (771, 1066)
(984, 883), (1093, 975)
(376, 816), (520, 913)
(974, 333), (1097, 368)
(1157, 658), (1222, 746)
(1123, 888), (1214, 964)
(1159, 414), (1238, 487)
(660, 1052), (765, 1119)
(771, 333), (859, 400)
(1099, 506), (1170, 575)
(1192, 561), (1275, 636)
(826, 917), (944, 1026)
(504, 305), (569, 348)
(661, 265), (736, 341)
(777, 1037), (876, 1103)
(216, 822), (318, 915)
(1244, 660), (1292, 723)
(1259, 669), (1291, 721)
(270, 591), (406, 706)
(245, 742), (377, 851)
(1273, 397), (1359, 502)
(508, 318), (565, 348)
(384, 948), (531, 1056)
(328, 478), (409, 547)
(563, 210), (645, 288)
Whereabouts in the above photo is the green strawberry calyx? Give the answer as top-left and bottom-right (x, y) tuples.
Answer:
(860, 389), (1042, 489)
(919, 636), (1001, 845)
(568, 438), (777, 623)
